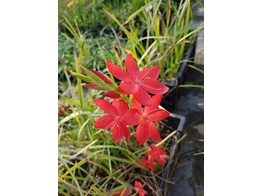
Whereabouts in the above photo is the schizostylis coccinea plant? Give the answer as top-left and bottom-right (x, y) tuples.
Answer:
(65, 53), (178, 195)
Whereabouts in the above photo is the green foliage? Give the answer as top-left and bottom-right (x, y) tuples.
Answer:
(103, 0), (204, 81)
(58, 0), (143, 36)
(58, 0), (105, 33)
(58, 19), (175, 195)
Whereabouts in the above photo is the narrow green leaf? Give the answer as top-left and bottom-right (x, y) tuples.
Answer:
(78, 66), (106, 84)
(90, 186), (107, 196)
(123, 0), (159, 24)
(69, 70), (115, 91)
(179, 84), (204, 89)
(103, 9), (131, 38)
(187, 64), (204, 74)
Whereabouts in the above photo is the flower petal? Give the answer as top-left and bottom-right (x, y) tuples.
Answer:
(158, 154), (169, 166)
(93, 99), (116, 115)
(139, 66), (160, 80)
(133, 87), (151, 106)
(140, 158), (156, 171)
(112, 100), (128, 117)
(58, 109), (65, 115)
(141, 79), (169, 95)
(132, 98), (143, 115)
(111, 122), (130, 142)
(147, 109), (170, 121)
(134, 181), (143, 189)
(147, 146), (169, 166)
(136, 120), (149, 145)
(134, 181), (148, 196)
(147, 121), (162, 142)
(150, 94), (163, 107)
(106, 60), (130, 81)
(123, 109), (140, 125)
(155, 149), (169, 166)
(111, 124), (122, 142)
(120, 121), (131, 140)
(144, 95), (163, 114)
(94, 115), (116, 129)
(124, 54), (139, 76)
(119, 81), (138, 94)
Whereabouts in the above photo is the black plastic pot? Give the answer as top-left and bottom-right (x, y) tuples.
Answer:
(160, 44), (195, 112)
(158, 53), (204, 195)
(158, 113), (186, 195)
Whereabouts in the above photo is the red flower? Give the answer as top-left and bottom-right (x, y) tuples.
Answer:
(58, 105), (67, 115)
(83, 69), (120, 98)
(106, 54), (169, 106)
(147, 146), (169, 166)
(132, 95), (170, 145)
(93, 99), (139, 142)
(140, 158), (157, 171)
(133, 181), (147, 196)
(140, 146), (169, 171)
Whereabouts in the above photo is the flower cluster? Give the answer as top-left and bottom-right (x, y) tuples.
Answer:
(140, 145), (169, 171)
(133, 181), (147, 196)
(88, 54), (170, 145)
(112, 181), (147, 196)
(71, 54), (170, 195)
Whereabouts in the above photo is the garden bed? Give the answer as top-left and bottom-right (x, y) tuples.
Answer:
(58, 0), (204, 195)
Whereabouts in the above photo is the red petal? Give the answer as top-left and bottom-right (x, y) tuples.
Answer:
(139, 189), (148, 196)
(133, 181), (148, 196)
(90, 69), (112, 84)
(147, 121), (162, 142)
(120, 122), (131, 140)
(147, 109), (170, 121)
(141, 79), (169, 94)
(124, 54), (139, 76)
(123, 109), (140, 125)
(102, 91), (120, 98)
(133, 87), (151, 106)
(111, 122), (130, 142)
(140, 158), (156, 171)
(155, 153), (169, 166)
(111, 124), (122, 142)
(158, 154), (169, 166)
(106, 60), (131, 81)
(93, 99), (116, 115)
(136, 120), (149, 145)
(119, 81), (138, 94)
(147, 146), (169, 166)
(94, 115), (116, 129)
(150, 94), (162, 107)
(132, 98), (143, 115)
(144, 95), (163, 114)
(134, 181), (143, 189)
(112, 100), (128, 117)
(58, 109), (65, 115)
(139, 66), (160, 80)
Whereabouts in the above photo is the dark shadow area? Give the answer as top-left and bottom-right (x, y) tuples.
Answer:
(167, 62), (204, 196)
